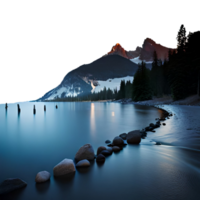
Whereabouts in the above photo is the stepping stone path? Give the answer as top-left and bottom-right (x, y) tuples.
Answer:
(35, 171), (50, 183)
(0, 104), (172, 196)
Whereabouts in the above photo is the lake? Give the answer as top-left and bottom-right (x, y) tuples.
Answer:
(0, 102), (200, 200)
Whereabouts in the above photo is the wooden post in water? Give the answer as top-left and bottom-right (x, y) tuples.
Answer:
(5, 103), (8, 110)
(44, 105), (46, 112)
(17, 104), (21, 113)
(56, 105), (58, 109)
(33, 105), (36, 115)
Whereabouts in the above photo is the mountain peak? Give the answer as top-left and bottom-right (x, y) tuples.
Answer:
(108, 43), (128, 58)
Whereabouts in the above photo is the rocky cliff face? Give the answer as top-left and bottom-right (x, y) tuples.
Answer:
(107, 43), (129, 58)
(106, 39), (175, 62)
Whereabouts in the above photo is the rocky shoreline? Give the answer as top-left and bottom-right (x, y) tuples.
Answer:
(0, 102), (173, 196)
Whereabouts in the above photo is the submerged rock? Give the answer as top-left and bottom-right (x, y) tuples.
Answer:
(127, 130), (141, 144)
(97, 146), (107, 155)
(112, 146), (120, 152)
(155, 142), (161, 145)
(107, 143), (114, 147)
(105, 140), (111, 144)
(0, 178), (27, 195)
(96, 154), (105, 163)
(75, 144), (95, 161)
(76, 159), (90, 168)
(100, 150), (112, 156)
(53, 158), (76, 177)
(35, 171), (50, 183)
(119, 133), (127, 140)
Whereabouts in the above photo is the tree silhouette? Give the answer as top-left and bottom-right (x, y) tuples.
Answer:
(132, 61), (152, 101)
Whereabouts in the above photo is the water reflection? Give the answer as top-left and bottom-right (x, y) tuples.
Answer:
(90, 103), (95, 135)
(112, 112), (115, 117)
(3, 102), (196, 200)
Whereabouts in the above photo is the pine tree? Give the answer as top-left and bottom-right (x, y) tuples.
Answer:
(150, 51), (160, 96)
(177, 24), (186, 54)
(132, 61), (152, 101)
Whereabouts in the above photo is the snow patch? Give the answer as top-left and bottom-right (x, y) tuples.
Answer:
(92, 76), (134, 93)
(46, 86), (80, 100)
(130, 56), (153, 64)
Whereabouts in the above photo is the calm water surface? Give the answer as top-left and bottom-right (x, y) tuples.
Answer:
(0, 102), (200, 200)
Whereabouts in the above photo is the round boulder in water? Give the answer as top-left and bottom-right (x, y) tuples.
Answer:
(127, 130), (141, 144)
(113, 136), (124, 146)
(35, 171), (50, 183)
(105, 140), (111, 144)
(75, 144), (95, 161)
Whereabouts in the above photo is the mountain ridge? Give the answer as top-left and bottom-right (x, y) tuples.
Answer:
(38, 38), (175, 101)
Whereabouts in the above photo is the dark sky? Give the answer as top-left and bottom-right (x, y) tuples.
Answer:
(1, 17), (196, 101)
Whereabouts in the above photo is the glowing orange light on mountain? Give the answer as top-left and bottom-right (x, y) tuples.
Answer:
(115, 42), (122, 46)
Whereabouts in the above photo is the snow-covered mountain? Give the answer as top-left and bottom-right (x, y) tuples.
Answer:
(38, 38), (175, 101)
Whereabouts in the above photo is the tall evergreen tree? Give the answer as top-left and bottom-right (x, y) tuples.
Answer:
(150, 51), (160, 96)
(132, 61), (152, 101)
(177, 24), (186, 54)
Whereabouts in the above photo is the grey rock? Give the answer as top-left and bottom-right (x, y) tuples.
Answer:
(0, 178), (27, 195)
(76, 159), (90, 168)
(75, 144), (95, 161)
(127, 130), (141, 144)
(35, 171), (50, 183)
(53, 158), (76, 177)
